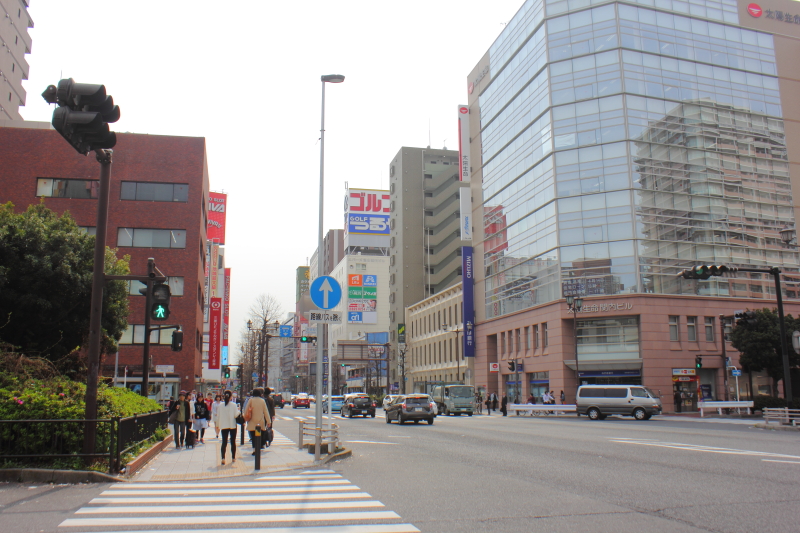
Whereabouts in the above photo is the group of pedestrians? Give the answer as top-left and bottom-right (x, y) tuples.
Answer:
(167, 387), (276, 465)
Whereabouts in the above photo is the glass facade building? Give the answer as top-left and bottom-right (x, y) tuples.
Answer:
(475, 0), (799, 320)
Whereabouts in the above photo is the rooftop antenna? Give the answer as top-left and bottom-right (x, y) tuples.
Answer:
(443, 139), (447, 150)
(427, 119), (431, 149)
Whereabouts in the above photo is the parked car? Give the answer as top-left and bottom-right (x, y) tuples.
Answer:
(272, 393), (285, 408)
(341, 394), (376, 418)
(382, 395), (399, 410)
(322, 395), (345, 413)
(576, 385), (662, 420)
(292, 393), (311, 409)
(385, 394), (435, 425)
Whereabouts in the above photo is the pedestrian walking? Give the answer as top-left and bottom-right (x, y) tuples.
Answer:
(193, 396), (210, 443)
(485, 395), (491, 415)
(211, 394), (222, 438)
(501, 395), (508, 416)
(244, 388), (271, 454)
(168, 392), (190, 449)
(205, 392), (214, 411)
(217, 389), (240, 465)
(560, 390), (565, 404)
(264, 388), (276, 447)
(491, 392), (498, 412)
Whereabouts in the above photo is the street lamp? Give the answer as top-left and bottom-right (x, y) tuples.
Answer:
(566, 295), (584, 394)
(314, 73), (345, 461)
(442, 324), (462, 383)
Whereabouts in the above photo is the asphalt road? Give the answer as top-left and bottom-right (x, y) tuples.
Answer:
(1, 407), (797, 533)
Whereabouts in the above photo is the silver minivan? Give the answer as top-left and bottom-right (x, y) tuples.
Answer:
(577, 385), (662, 420)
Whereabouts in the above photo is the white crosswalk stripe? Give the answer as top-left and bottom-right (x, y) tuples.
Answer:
(58, 470), (419, 532)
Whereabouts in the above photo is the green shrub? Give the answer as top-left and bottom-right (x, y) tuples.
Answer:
(753, 395), (790, 411)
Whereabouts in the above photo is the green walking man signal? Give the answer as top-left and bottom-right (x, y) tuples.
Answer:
(150, 282), (171, 321)
(695, 356), (703, 369)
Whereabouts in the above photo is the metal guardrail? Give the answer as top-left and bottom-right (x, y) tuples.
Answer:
(697, 401), (754, 417)
(763, 407), (800, 426)
(0, 410), (168, 473)
(298, 420), (339, 458)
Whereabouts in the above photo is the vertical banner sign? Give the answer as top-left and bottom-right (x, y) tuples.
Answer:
(222, 268), (231, 365)
(207, 193), (227, 245)
(209, 298), (222, 369)
(458, 105), (471, 183)
(204, 243), (211, 322)
(210, 244), (220, 297)
(460, 188), (472, 241)
(398, 323), (405, 344)
(462, 246), (475, 357)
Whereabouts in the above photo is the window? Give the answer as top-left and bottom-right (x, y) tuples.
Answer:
(687, 317), (697, 342)
(630, 387), (648, 398)
(516, 329), (521, 352)
(78, 226), (96, 236)
(525, 327), (530, 350)
(542, 323), (548, 347)
(533, 324), (539, 348)
(119, 324), (178, 345)
(36, 178), (98, 199)
(705, 317), (715, 342)
(120, 181), (189, 202)
(117, 228), (186, 248)
(669, 316), (679, 341)
(127, 277), (185, 296)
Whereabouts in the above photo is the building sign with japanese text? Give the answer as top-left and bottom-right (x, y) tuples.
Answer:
(207, 192), (227, 245)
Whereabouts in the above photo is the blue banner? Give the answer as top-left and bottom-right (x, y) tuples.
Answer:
(462, 246), (475, 357)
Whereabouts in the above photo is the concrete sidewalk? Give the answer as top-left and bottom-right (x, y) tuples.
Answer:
(131, 426), (315, 482)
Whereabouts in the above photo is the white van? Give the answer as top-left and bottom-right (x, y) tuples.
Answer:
(577, 385), (662, 421)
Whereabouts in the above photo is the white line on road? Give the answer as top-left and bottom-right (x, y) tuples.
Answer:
(102, 486), (362, 496)
(76, 500), (385, 514)
(66, 525), (420, 533)
(610, 438), (800, 460)
(59, 510), (402, 527)
(90, 492), (373, 504)
(344, 440), (399, 445)
(109, 479), (350, 490)
(762, 459), (800, 464)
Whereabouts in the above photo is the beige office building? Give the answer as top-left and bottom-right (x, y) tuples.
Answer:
(0, 0), (32, 121)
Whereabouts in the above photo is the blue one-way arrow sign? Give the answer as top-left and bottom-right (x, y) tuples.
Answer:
(310, 275), (342, 310)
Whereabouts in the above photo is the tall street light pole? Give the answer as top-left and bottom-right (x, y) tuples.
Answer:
(315, 74), (345, 462)
(566, 295), (584, 397)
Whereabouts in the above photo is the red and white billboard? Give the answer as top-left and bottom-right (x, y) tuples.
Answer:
(208, 193), (227, 245)
(209, 298), (222, 369)
(458, 105), (471, 183)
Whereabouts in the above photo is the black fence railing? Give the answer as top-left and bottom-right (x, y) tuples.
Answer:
(0, 410), (168, 473)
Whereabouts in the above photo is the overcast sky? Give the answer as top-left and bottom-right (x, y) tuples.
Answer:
(21, 0), (523, 346)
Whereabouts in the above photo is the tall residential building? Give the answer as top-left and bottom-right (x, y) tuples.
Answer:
(0, 0), (32, 121)
(467, 0), (800, 411)
(388, 147), (470, 382)
(1, 123), (210, 397)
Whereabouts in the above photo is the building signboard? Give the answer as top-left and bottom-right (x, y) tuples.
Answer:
(462, 247), (475, 357)
(460, 189), (472, 242)
(458, 105), (471, 183)
(347, 274), (377, 324)
(672, 368), (697, 376)
(344, 187), (391, 248)
(207, 192), (227, 245)
(209, 298), (222, 369)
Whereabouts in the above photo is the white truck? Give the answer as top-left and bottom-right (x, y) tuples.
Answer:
(431, 384), (475, 416)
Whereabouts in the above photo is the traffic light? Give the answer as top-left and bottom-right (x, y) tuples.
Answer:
(223, 366), (230, 379)
(695, 356), (703, 369)
(151, 283), (171, 321)
(171, 329), (183, 352)
(41, 78), (120, 155)
(236, 367), (241, 379)
(679, 265), (730, 280)
(508, 361), (516, 371)
(735, 311), (757, 326)
(300, 336), (316, 343)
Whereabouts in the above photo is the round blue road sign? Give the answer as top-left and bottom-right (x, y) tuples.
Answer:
(309, 275), (342, 309)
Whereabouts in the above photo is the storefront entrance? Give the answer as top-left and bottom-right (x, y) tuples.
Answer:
(673, 378), (698, 412)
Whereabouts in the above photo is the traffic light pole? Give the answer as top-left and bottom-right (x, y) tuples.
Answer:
(82, 149), (113, 461)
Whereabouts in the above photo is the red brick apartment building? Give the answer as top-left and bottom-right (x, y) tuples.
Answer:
(0, 123), (209, 397)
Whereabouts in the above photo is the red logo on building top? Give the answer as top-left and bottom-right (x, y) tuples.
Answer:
(459, 106), (468, 114)
(747, 3), (763, 17)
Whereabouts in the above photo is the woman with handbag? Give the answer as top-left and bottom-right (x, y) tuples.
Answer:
(244, 388), (271, 454)
(193, 397), (211, 444)
(168, 392), (190, 449)
(217, 389), (240, 465)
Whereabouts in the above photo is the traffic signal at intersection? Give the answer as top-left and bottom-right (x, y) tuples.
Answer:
(508, 361), (516, 371)
(223, 366), (230, 379)
(679, 265), (730, 280)
(41, 78), (120, 155)
(300, 336), (316, 343)
(695, 356), (703, 369)
(735, 311), (757, 326)
(151, 283), (171, 321)
(171, 329), (183, 352)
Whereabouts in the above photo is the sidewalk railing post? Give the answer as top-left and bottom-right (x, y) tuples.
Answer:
(254, 424), (261, 471)
(298, 420), (304, 450)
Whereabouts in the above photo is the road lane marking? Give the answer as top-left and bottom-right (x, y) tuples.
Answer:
(90, 492), (373, 504)
(610, 438), (800, 460)
(102, 486), (362, 496)
(59, 510), (402, 527)
(109, 479), (350, 490)
(762, 459), (800, 464)
(70, 525), (420, 533)
(344, 440), (399, 445)
(76, 501), (385, 514)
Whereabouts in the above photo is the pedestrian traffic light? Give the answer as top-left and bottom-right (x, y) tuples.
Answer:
(41, 78), (120, 155)
(151, 283), (171, 321)
(508, 361), (516, 371)
(236, 367), (241, 379)
(171, 329), (183, 352)
(300, 336), (316, 343)
(223, 366), (230, 379)
(679, 265), (730, 280)
(695, 356), (703, 369)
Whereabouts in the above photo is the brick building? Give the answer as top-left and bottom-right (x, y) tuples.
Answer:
(0, 122), (209, 396)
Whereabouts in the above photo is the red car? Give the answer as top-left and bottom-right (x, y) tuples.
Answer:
(292, 394), (311, 408)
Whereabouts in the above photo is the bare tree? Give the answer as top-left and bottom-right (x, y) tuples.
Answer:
(244, 294), (283, 390)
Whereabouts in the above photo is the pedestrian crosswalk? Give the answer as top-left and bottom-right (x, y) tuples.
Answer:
(58, 470), (419, 532)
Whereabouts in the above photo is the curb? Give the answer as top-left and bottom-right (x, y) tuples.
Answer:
(754, 423), (800, 432)
(318, 447), (352, 464)
(123, 435), (173, 478)
(0, 468), (122, 484)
